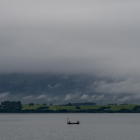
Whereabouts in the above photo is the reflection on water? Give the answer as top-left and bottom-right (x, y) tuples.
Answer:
(0, 113), (140, 140)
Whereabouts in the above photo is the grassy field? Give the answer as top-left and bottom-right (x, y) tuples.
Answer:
(22, 104), (139, 111)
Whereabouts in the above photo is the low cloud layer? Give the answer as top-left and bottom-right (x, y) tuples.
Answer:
(0, 74), (140, 104)
(0, 0), (140, 79)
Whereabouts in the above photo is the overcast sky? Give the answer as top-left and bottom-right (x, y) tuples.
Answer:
(1, 0), (140, 78)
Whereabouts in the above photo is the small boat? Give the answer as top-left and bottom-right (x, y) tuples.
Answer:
(67, 118), (80, 124)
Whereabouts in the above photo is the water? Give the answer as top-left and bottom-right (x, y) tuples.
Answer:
(0, 113), (140, 140)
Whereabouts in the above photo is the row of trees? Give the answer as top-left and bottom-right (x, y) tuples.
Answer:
(0, 101), (22, 112)
(29, 103), (52, 106)
(63, 102), (96, 106)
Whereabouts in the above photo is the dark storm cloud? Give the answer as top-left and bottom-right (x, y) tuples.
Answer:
(0, 0), (140, 77)
(1, 0), (140, 103)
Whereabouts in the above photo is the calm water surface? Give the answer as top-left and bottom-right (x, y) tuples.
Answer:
(0, 113), (140, 140)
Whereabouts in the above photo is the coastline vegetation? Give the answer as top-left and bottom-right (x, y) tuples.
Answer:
(0, 101), (140, 113)
(22, 104), (138, 113)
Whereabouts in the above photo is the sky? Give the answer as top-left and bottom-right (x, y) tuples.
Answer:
(1, 0), (140, 104)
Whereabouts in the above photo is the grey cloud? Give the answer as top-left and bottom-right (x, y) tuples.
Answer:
(120, 96), (132, 102)
(0, 92), (10, 98)
(0, 0), (140, 78)
(47, 98), (52, 102)
(23, 95), (33, 99)
(54, 96), (59, 101)
(1, 0), (140, 104)
(46, 96), (60, 102)
(112, 96), (117, 101)
(95, 95), (105, 101)
(48, 84), (60, 89)
(22, 94), (60, 104)
(63, 94), (74, 101)
(90, 95), (105, 101)
(63, 93), (80, 101)
(93, 78), (140, 94)
(81, 94), (89, 100)
(36, 94), (46, 99)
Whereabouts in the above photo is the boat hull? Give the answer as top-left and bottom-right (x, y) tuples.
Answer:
(67, 122), (80, 124)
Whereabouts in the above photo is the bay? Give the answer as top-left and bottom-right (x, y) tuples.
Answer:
(0, 113), (140, 140)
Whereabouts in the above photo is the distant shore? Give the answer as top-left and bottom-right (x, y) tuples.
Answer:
(0, 101), (140, 113)
(20, 104), (140, 113)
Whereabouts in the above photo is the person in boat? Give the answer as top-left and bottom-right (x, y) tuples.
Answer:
(77, 120), (79, 123)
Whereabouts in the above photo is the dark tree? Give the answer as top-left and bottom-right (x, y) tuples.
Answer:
(76, 106), (81, 109)
(67, 103), (72, 106)
(29, 103), (34, 106)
